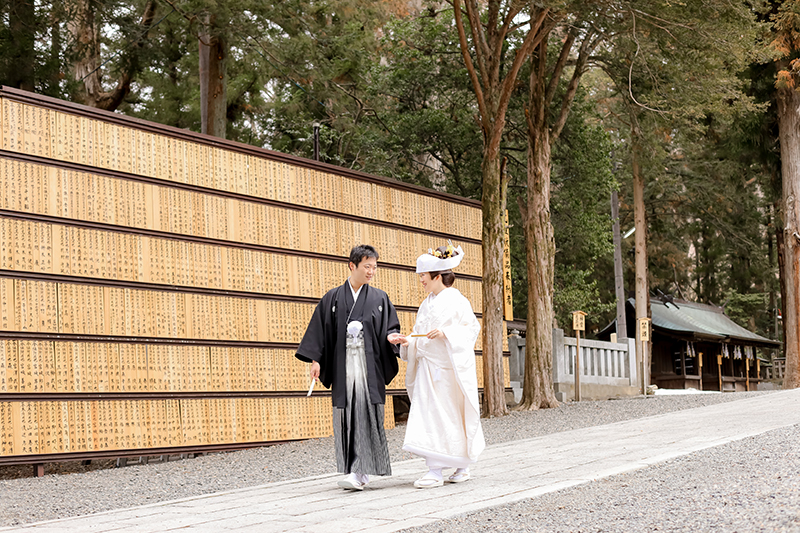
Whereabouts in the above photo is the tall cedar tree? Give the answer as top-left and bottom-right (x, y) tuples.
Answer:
(451, 0), (554, 417)
(589, 2), (759, 388)
(198, 7), (227, 138)
(771, 1), (800, 389)
(520, 7), (601, 410)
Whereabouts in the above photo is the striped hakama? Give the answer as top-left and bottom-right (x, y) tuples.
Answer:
(333, 331), (392, 476)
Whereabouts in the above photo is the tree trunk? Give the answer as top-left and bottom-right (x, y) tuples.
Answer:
(70, 0), (156, 111)
(519, 120), (558, 409)
(612, 190), (628, 339)
(768, 207), (779, 360)
(481, 151), (509, 417)
(450, 0), (553, 417)
(8, 0), (36, 91)
(769, 204), (780, 343)
(776, 84), (800, 389)
(49, 3), (62, 91)
(518, 40), (558, 410)
(777, 218), (787, 350)
(69, 0), (100, 102)
(632, 135), (650, 390)
(199, 14), (227, 139)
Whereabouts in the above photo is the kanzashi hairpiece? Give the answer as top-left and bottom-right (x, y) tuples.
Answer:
(431, 240), (458, 259)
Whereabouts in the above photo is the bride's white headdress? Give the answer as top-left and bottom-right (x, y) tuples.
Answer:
(415, 242), (464, 273)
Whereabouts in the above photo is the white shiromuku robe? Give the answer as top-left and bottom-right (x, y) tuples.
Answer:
(401, 287), (485, 468)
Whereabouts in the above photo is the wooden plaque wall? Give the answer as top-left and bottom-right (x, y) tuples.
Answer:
(0, 87), (509, 465)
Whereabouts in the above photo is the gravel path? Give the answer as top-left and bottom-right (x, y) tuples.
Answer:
(400, 423), (800, 533)
(0, 391), (789, 528)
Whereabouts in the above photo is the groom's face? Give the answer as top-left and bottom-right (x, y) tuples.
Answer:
(349, 256), (377, 287)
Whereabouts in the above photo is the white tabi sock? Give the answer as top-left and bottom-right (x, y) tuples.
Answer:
(428, 468), (443, 481)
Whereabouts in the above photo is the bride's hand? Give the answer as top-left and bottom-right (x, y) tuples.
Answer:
(427, 329), (443, 339)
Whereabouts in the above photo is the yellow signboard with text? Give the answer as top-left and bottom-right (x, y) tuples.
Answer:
(503, 210), (513, 321)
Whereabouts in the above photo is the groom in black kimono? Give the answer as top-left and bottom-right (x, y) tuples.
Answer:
(296, 244), (402, 490)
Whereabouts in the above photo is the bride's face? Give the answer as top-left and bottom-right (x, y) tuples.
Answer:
(419, 272), (432, 293)
(418, 272), (442, 294)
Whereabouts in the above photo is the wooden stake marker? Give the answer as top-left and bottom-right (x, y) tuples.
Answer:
(572, 311), (587, 402)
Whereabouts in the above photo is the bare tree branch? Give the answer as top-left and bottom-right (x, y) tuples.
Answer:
(552, 28), (600, 140)
(491, 2), (528, 88)
(628, 10), (667, 114)
(452, 0), (489, 134)
(544, 28), (576, 109)
(492, 8), (554, 151)
(465, 0), (493, 91)
(631, 8), (688, 39)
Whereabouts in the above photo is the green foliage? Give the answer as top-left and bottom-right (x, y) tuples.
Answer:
(0, 0), (784, 345)
(586, 1), (777, 339)
(257, 0), (397, 167)
(122, 0), (276, 136)
(122, 11), (200, 130)
(0, 0), (68, 95)
(364, 11), (484, 194)
(261, 5), (486, 195)
(505, 86), (618, 327)
(550, 92), (617, 329)
(724, 291), (775, 339)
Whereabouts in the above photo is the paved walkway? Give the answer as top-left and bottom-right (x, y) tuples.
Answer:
(4, 389), (800, 533)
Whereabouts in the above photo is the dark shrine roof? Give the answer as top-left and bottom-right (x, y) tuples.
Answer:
(600, 298), (781, 348)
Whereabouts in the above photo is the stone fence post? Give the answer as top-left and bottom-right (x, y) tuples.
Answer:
(507, 330), (525, 383)
(552, 328), (566, 384)
(627, 336), (637, 385)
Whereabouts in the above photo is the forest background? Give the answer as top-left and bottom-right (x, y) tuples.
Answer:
(2, 0), (798, 408)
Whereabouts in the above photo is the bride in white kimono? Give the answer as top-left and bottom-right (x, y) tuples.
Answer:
(389, 244), (485, 488)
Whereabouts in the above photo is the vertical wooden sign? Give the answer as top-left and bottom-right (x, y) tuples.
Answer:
(638, 317), (651, 394)
(572, 310), (586, 402)
(502, 210), (513, 321)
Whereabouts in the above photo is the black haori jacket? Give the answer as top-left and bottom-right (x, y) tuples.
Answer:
(296, 282), (400, 408)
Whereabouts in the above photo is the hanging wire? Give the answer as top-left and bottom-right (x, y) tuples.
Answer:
(231, 28), (326, 108)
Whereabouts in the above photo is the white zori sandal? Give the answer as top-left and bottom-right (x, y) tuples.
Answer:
(413, 471), (444, 489)
(338, 473), (367, 491)
(448, 469), (470, 483)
